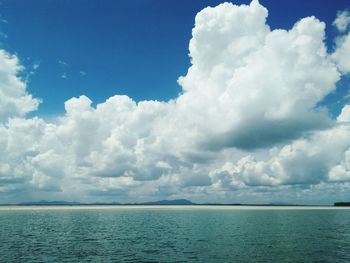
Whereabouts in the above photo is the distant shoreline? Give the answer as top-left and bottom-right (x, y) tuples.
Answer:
(1, 198), (349, 210)
(1, 205), (349, 211)
(0, 203), (335, 208)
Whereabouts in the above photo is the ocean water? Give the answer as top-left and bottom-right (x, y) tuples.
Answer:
(1, 206), (350, 262)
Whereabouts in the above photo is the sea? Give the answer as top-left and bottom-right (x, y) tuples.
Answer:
(0, 205), (349, 262)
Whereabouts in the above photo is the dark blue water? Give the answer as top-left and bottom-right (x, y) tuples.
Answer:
(1, 207), (350, 262)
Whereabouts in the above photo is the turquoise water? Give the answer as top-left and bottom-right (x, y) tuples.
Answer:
(1, 207), (350, 262)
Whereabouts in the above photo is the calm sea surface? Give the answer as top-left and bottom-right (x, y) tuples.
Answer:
(0, 206), (350, 262)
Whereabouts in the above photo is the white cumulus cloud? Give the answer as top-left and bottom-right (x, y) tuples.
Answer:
(0, 50), (41, 122)
(1, 1), (350, 204)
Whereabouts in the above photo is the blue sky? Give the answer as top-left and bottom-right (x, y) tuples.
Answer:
(1, 0), (349, 117)
(1, 0), (350, 204)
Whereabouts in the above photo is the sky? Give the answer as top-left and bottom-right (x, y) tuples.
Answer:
(0, 0), (350, 204)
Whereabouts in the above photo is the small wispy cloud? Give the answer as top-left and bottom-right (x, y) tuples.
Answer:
(27, 62), (40, 76)
(58, 60), (68, 78)
(343, 91), (350, 100)
(0, 32), (8, 39)
(79, 71), (87, 76)
(333, 10), (350, 32)
(58, 60), (68, 66)
(33, 62), (40, 70)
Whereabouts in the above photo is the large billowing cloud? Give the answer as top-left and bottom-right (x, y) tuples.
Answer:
(178, 2), (338, 150)
(1, 0), (350, 203)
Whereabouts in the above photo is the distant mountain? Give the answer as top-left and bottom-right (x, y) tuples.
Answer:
(18, 200), (81, 206)
(138, 199), (195, 205)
